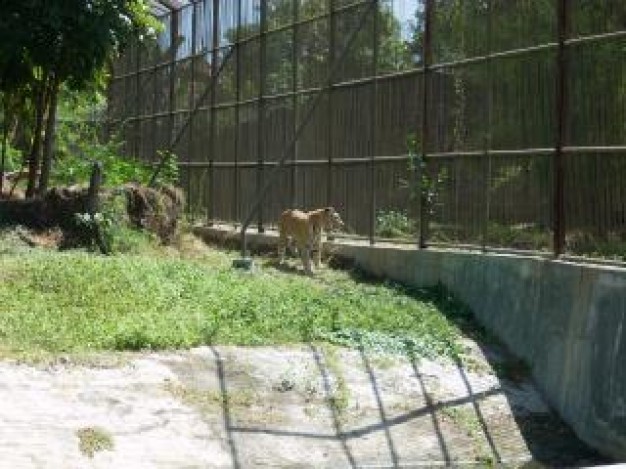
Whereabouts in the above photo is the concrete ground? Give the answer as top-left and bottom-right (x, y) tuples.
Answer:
(0, 343), (609, 468)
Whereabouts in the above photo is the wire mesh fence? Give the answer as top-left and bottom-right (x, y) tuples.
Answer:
(108, 0), (626, 261)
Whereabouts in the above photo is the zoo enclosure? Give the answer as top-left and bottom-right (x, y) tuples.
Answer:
(108, 0), (626, 260)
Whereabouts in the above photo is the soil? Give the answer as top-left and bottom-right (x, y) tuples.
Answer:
(0, 343), (610, 468)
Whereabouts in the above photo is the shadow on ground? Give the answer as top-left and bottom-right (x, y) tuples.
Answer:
(163, 341), (610, 468)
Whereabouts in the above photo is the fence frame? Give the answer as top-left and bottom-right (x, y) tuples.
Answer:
(107, 0), (626, 260)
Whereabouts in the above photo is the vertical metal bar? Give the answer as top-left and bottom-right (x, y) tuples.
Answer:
(482, 0), (493, 250)
(369, 0), (379, 245)
(554, 0), (569, 256)
(234, 0), (241, 226)
(326, 0), (336, 208)
(419, 0), (433, 248)
(291, 0), (299, 208)
(135, 42), (141, 159)
(257, 0), (268, 233)
(168, 10), (177, 177)
(208, 0), (219, 226)
(188, 4), (197, 220)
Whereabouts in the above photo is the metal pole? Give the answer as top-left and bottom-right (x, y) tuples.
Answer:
(291, 0), (299, 208)
(419, 0), (433, 248)
(326, 0), (336, 208)
(553, 0), (568, 257)
(482, 0), (493, 251)
(234, 0), (242, 225)
(188, 4), (197, 220)
(135, 42), (142, 159)
(208, 0), (219, 226)
(257, 0), (268, 233)
(369, 0), (379, 245)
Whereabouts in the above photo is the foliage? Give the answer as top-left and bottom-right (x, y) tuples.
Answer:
(483, 222), (551, 251)
(0, 0), (160, 195)
(73, 192), (157, 255)
(375, 210), (415, 238)
(0, 142), (22, 173)
(403, 133), (448, 217)
(0, 249), (471, 360)
(53, 91), (178, 188)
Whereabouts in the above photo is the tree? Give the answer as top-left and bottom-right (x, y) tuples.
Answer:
(0, 0), (159, 197)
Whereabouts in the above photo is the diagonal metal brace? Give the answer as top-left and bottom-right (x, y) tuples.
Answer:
(148, 44), (236, 187)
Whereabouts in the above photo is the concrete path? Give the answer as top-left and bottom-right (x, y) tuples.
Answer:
(0, 345), (608, 468)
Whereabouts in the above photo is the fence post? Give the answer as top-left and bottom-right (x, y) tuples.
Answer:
(207, 0), (219, 226)
(257, 0), (268, 233)
(291, 0), (299, 208)
(369, 0), (379, 245)
(234, 0), (242, 225)
(326, 0), (336, 210)
(188, 3), (197, 221)
(553, 0), (569, 256)
(482, 0), (494, 250)
(419, 0), (433, 248)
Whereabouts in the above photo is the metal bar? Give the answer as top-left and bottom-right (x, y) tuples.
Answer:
(553, 0), (569, 257)
(326, 0), (335, 208)
(187, 2), (197, 220)
(234, 0), (242, 225)
(208, 0), (219, 225)
(176, 143), (626, 169)
(240, 0), (378, 257)
(431, 43), (557, 71)
(168, 9), (178, 160)
(291, 0), (299, 208)
(257, 0), (268, 233)
(419, 0), (433, 249)
(565, 29), (626, 46)
(135, 41), (142, 158)
(482, 0), (494, 251)
(369, 0), (379, 245)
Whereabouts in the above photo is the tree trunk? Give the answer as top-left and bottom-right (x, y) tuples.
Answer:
(25, 74), (50, 198)
(1, 95), (8, 195)
(38, 75), (59, 195)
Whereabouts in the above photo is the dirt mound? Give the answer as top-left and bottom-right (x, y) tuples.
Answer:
(124, 184), (184, 244)
(0, 184), (184, 249)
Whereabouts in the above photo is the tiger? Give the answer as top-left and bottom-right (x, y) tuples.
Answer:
(278, 207), (345, 275)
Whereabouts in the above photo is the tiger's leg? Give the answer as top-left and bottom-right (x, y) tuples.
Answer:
(278, 231), (287, 264)
(313, 232), (322, 269)
(299, 241), (313, 275)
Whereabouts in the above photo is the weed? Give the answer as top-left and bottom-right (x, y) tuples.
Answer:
(165, 381), (256, 412)
(375, 210), (415, 238)
(321, 345), (350, 417)
(76, 426), (114, 458)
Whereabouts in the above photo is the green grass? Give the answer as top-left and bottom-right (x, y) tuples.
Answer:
(0, 241), (472, 360)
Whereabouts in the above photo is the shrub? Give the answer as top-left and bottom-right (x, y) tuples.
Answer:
(376, 210), (415, 238)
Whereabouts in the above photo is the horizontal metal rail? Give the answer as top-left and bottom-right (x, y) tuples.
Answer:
(174, 145), (626, 169)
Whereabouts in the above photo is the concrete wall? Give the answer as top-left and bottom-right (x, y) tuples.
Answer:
(195, 226), (626, 460)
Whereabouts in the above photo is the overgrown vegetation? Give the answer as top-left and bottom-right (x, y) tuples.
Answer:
(0, 238), (472, 361)
(375, 210), (415, 239)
